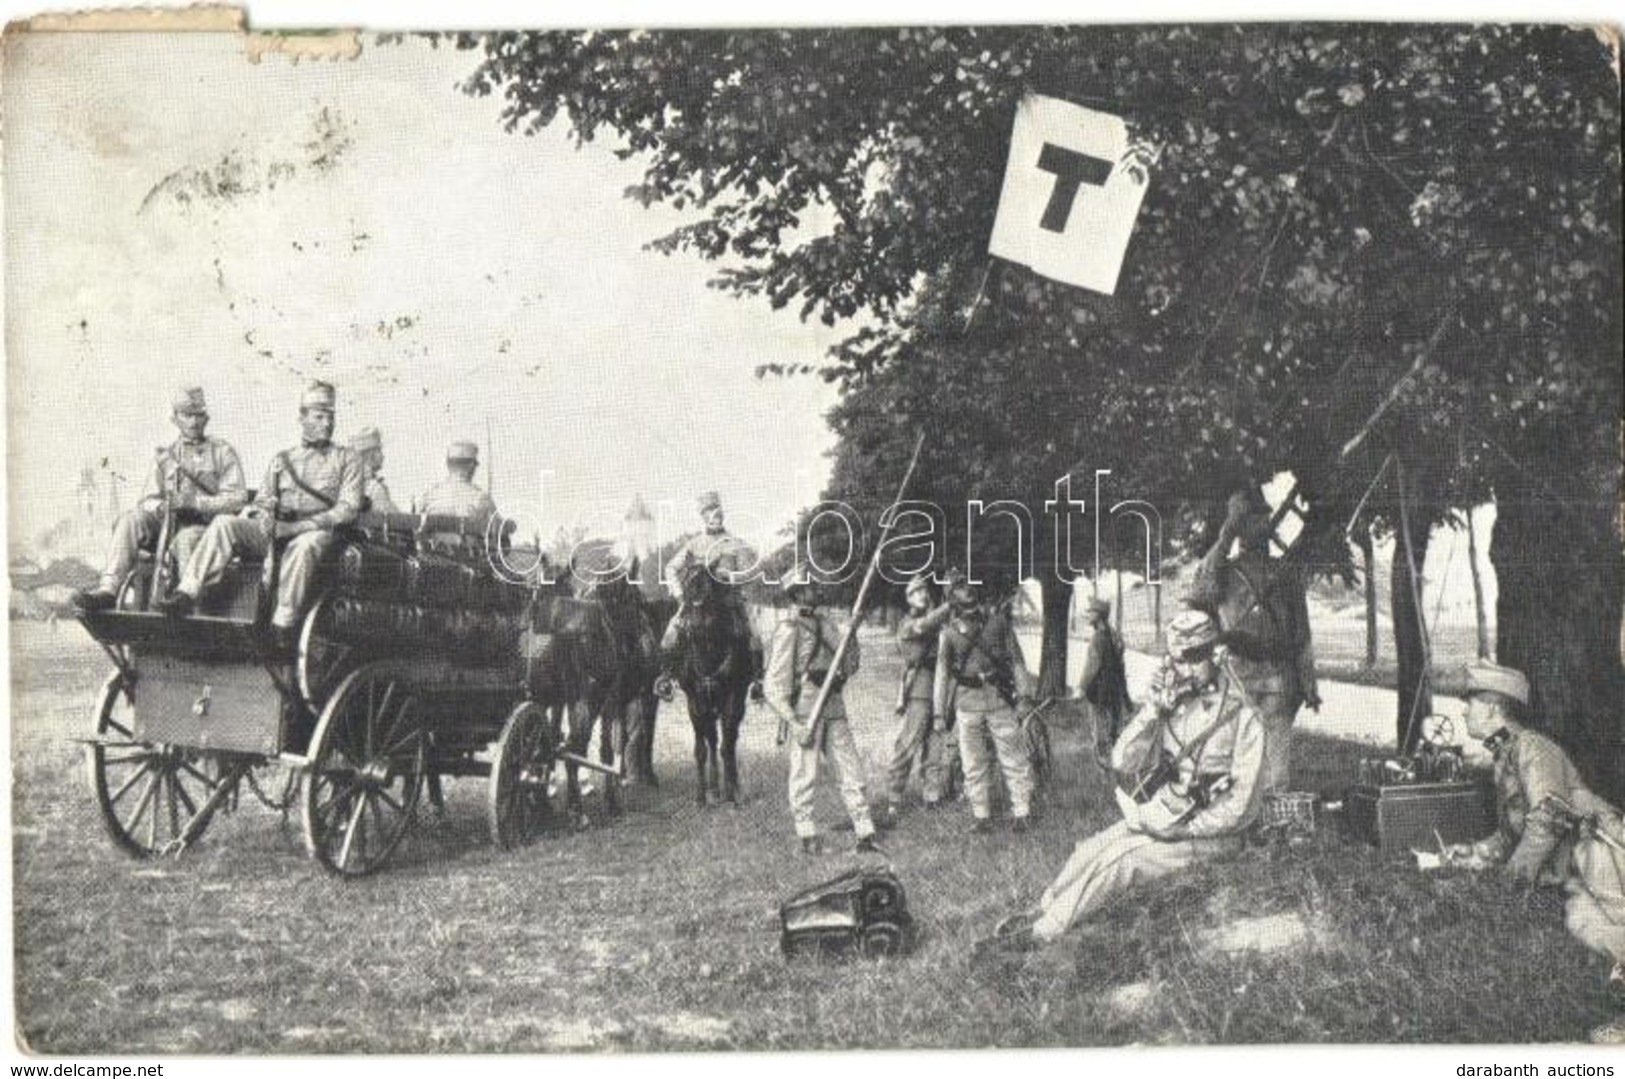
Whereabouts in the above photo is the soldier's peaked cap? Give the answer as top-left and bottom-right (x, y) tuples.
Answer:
(782, 560), (816, 595)
(905, 574), (933, 598)
(697, 490), (723, 513)
(447, 441), (480, 462)
(350, 427), (382, 452)
(300, 381), (336, 410)
(1462, 660), (1529, 707)
(171, 386), (207, 414)
(1168, 609), (1220, 657)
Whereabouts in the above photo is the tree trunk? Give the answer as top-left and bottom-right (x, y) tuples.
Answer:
(1356, 522), (1379, 668)
(1115, 569), (1124, 634)
(1465, 506), (1490, 660)
(1491, 478), (1625, 801)
(1036, 572), (1072, 699)
(1391, 474), (1433, 752)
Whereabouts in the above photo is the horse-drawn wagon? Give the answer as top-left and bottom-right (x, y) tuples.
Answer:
(75, 510), (619, 877)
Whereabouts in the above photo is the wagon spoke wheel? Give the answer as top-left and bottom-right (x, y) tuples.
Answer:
(88, 670), (225, 857)
(296, 591), (353, 712)
(302, 664), (425, 878)
(489, 701), (559, 850)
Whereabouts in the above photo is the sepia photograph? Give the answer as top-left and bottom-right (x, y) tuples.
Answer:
(4, 5), (1622, 1059)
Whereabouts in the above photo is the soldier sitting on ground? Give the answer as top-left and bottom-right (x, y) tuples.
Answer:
(975, 609), (1265, 959)
(1437, 661), (1625, 1043)
(73, 386), (246, 611)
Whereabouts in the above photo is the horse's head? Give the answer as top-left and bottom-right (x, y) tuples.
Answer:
(676, 552), (723, 607)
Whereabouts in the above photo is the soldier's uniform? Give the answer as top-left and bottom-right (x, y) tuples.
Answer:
(420, 441), (496, 526)
(885, 576), (955, 809)
(1455, 663), (1625, 989)
(350, 427), (398, 514)
(659, 491), (760, 654)
(1187, 490), (1318, 794)
(1079, 597), (1132, 756)
(934, 587), (1037, 828)
(764, 576), (875, 852)
(76, 387), (246, 605)
(1028, 610), (1265, 943)
(169, 382), (363, 632)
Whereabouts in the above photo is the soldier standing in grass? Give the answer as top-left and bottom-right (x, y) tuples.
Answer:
(1187, 488), (1319, 794)
(884, 573), (955, 816)
(764, 564), (879, 856)
(935, 577), (1037, 834)
(1441, 661), (1625, 1042)
(1079, 595), (1132, 762)
(975, 609), (1265, 958)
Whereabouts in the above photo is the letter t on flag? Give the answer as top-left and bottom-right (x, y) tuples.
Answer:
(988, 94), (1151, 296)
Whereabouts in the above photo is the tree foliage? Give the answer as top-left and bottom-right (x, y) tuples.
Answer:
(459, 25), (1622, 771)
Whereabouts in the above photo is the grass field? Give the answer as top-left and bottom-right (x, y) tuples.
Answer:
(8, 618), (1614, 1053)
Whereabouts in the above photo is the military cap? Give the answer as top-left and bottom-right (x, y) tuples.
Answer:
(1168, 609), (1220, 658)
(1462, 660), (1529, 707)
(697, 490), (723, 513)
(171, 386), (208, 415)
(947, 577), (980, 609)
(447, 441), (480, 463)
(300, 381), (337, 410)
(781, 559), (816, 596)
(905, 573), (933, 599)
(350, 427), (382, 452)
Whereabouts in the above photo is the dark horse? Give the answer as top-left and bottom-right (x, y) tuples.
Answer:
(547, 547), (665, 826)
(666, 554), (754, 806)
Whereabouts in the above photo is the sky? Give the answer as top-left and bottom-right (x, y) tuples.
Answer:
(4, 29), (848, 558)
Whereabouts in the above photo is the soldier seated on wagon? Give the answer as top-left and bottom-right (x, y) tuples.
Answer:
(72, 386), (247, 611)
(157, 381), (363, 651)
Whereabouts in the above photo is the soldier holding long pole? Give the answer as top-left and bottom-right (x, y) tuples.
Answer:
(765, 436), (924, 854)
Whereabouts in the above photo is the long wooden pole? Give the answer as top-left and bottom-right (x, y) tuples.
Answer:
(801, 434), (926, 748)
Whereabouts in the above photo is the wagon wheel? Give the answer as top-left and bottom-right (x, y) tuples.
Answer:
(488, 701), (560, 850)
(301, 663), (426, 878)
(88, 670), (229, 857)
(296, 591), (354, 711)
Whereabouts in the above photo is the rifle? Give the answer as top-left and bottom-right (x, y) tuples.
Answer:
(1542, 795), (1625, 855)
(800, 433), (926, 750)
(258, 458), (286, 629)
(1019, 696), (1056, 784)
(150, 448), (177, 609)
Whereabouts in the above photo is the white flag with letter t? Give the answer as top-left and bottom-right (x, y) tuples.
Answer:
(988, 93), (1150, 296)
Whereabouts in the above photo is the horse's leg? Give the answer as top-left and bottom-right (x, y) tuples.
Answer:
(601, 697), (624, 817)
(719, 690), (745, 807)
(565, 698), (591, 829)
(704, 708), (724, 804)
(637, 690), (659, 786)
(688, 697), (711, 807)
